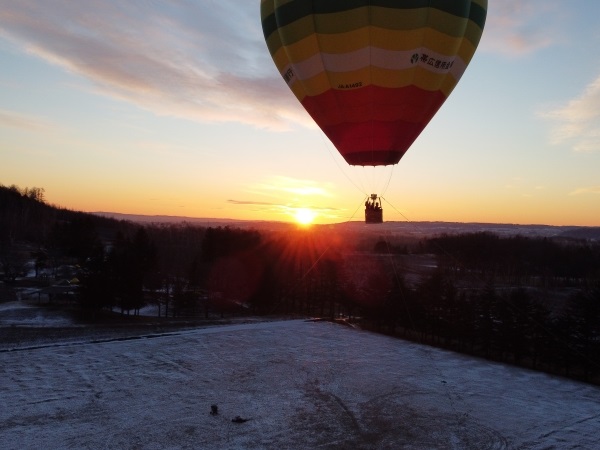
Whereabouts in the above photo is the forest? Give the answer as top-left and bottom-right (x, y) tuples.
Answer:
(1, 183), (600, 384)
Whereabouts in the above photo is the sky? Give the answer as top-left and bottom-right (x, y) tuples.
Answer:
(1, 1), (599, 226)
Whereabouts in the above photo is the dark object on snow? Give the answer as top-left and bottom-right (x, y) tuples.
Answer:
(232, 416), (249, 423)
(210, 404), (219, 415)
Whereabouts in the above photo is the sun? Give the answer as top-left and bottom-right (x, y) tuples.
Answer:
(294, 208), (317, 226)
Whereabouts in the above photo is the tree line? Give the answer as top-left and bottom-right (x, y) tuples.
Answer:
(40, 221), (600, 384)
(1, 184), (599, 384)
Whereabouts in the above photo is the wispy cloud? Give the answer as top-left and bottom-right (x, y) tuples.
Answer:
(482, 1), (564, 56)
(0, 1), (304, 131)
(249, 176), (335, 199)
(229, 198), (339, 211)
(227, 200), (279, 207)
(228, 175), (339, 220)
(569, 186), (600, 196)
(1, 1), (574, 137)
(0, 108), (52, 131)
(540, 75), (600, 153)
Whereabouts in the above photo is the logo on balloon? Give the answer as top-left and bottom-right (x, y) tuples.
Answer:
(282, 67), (295, 85)
(337, 82), (363, 89)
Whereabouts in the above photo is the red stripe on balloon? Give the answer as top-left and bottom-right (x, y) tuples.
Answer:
(322, 120), (424, 165)
(301, 85), (446, 166)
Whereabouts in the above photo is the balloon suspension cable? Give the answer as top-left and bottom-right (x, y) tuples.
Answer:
(321, 134), (366, 196)
(320, 133), (395, 204)
(380, 195), (411, 223)
(379, 164), (394, 198)
(381, 195), (599, 377)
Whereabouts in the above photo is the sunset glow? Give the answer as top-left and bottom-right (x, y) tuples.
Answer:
(1, 2), (599, 226)
(294, 208), (317, 226)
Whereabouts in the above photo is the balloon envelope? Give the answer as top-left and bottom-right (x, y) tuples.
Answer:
(261, 0), (487, 166)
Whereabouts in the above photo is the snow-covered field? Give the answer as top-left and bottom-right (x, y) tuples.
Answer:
(0, 299), (79, 328)
(2, 313), (600, 449)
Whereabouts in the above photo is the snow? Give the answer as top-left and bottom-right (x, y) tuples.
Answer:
(0, 301), (79, 327)
(1, 318), (600, 449)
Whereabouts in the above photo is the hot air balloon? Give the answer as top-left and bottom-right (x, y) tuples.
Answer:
(261, 0), (487, 223)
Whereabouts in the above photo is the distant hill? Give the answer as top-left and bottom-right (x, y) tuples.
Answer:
(91, 212), (600, 241)
(91, 212), (297, 232)
(93, 212), (242, 225)
(2, 183), (598, 241)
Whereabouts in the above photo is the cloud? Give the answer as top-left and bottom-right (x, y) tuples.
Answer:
(540, 75), (600, 153)
(2, 1), (573, 135)
(249, 176), (335, 199)
(2, 1), (570, 134)
(227, 199), (279, 207)
(569, 186), (600, 196)
(482, 1), (564, 56)
(0, 108), (53, 131)
(0, 1), (304, 131)
(227, 176), (339, 219)
(227, 199), (340, 222)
